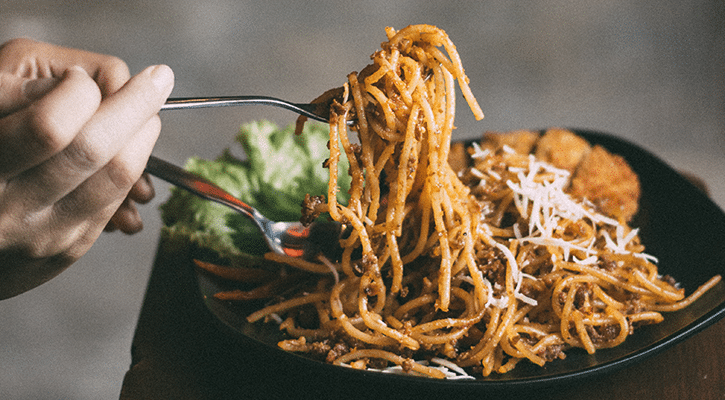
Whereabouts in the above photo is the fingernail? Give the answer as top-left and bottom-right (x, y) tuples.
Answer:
(149, 64), (174, 93)
(22, 77), (60, 100)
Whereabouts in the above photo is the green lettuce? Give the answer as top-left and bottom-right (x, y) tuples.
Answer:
(159, 120), (350, 258)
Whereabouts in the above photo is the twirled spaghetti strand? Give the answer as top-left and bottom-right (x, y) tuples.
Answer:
(242, 24), (721, 378)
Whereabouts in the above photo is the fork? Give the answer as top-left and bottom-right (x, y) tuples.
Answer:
(145, 155), (346, 265)
(162, 95), (351, 124)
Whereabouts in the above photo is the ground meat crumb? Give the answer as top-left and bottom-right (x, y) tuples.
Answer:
(325, 342), (350, 363)
(300, 194), (326, 226)
(539, 344), (567, 361)
(310, 341), (331, 357)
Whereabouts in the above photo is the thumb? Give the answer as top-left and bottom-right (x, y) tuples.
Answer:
(0, 73), (59, 116)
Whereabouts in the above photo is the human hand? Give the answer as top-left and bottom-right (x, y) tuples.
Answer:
(0, 38), (174, 299)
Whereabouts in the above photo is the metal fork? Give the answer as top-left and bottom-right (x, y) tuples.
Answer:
(162, 95), (351, 124)
(145, 155), (345, 265)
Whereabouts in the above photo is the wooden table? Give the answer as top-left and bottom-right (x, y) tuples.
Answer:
(119, 236), (725, 400)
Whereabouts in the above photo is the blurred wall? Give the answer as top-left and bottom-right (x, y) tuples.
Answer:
(0, 1), (723, 398)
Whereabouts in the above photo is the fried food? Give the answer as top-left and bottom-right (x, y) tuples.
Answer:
(534, 127), (591, 172)
(480, 127), (641, 222)
(569, 144), (641, 221)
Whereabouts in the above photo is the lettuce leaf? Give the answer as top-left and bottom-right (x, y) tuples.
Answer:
(159, 120), (350, 258)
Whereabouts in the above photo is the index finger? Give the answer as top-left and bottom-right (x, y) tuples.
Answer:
(7, 64), (174, 207)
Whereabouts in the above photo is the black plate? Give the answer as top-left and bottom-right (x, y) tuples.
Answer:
(195, 129), (725, 391)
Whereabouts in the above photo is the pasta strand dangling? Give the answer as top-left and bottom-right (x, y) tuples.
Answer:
(238, 24), (722, 378)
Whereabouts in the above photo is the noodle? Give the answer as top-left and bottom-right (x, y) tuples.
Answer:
(236, 24), (722, 378)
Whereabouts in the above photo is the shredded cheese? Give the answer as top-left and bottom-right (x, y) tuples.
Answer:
(469, 142), (489, 160)
(471, 149), (656, 311)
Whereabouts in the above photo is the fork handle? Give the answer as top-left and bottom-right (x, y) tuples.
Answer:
(144, 155), (256, 219)
(163, 96), (286, 110)
(161, 96), (328, 123)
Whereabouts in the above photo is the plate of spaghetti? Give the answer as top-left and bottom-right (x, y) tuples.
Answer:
(170, 24), (725, 387)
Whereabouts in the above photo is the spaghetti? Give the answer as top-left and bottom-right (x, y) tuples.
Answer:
(238, 24), (721, 378)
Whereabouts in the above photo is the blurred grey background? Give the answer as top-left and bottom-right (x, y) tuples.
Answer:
(0, 1), (723, 398)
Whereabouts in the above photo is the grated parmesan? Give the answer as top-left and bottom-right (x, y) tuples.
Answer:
(472, 149), (656, 310)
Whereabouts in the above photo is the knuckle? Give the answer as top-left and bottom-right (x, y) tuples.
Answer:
(24, 110), (71, 155)
(69, 70), (103, 105)
(21, 72), (103, 161)
(28, 227), (88, 262)
(105, 157), (142, 192)
(101, 56), (130, 76)
(84, 75), (104, 100)
(65, 138), (106, 171)
(96, 56), (131, 94)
